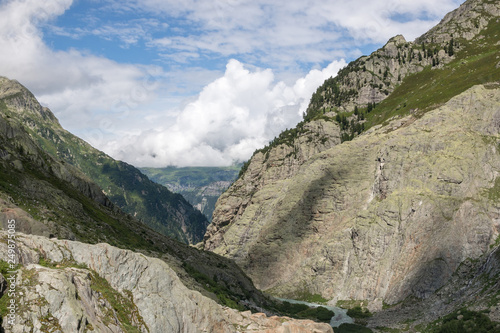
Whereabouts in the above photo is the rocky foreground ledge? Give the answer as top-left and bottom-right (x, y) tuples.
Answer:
(0, 231), (332, 333)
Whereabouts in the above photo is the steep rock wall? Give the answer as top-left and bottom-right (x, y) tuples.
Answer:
(206, 84), (500, 305)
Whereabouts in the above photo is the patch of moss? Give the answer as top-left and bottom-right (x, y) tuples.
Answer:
(271, 300), (334, 323)
(89, 271), (146, 333)
(40, 313), (63, 332)
(0, 260), (21, 317)
(347, 306), (373, 319)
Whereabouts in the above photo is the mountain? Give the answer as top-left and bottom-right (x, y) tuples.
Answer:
(0, 87), (269, 309)
(204, 0), (500, 329)
(140, 166), (240, 221)
(0, 77), (340, 332)
(0, 77), (208, 244)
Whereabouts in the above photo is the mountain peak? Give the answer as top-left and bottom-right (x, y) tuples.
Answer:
(0, 76), (61, 127)
(416, 0), (500, 44)
(386, 34), (407, 45)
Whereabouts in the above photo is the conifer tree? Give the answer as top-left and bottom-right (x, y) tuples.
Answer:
(448, 38), (454, 56)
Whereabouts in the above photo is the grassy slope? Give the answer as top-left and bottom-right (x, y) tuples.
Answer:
(0, 84), (208, 244)
(365, 18), (500, 128)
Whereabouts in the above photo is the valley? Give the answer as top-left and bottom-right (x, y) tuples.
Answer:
(140, 166), (240, 222)
(0, 0), (499, 332)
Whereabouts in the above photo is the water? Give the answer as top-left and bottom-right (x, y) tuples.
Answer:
(276, 298), (354, 327)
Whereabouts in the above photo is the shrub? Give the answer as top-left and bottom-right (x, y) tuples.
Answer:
(347, 306), (372, 318)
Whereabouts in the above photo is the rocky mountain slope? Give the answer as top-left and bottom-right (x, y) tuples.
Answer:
(207, 83), (500, 302)
(0, 77), (208, 244)
(0, 91), (280, 317)
(203, 0), (495, 234)
(140, 166), (240, 222)
(0, 231), (333, 333)
(0, 85), (340, 331)
(204, 0), (500, 326)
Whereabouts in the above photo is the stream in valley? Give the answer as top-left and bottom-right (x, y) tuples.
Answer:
(276, 298), (354, 327)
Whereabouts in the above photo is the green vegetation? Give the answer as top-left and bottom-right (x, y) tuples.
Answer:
(296, 292), (329, 305)
(37, 254), (88, 270)
(347, 306), (373, 319)
(306, 62), (367, 118)
(485, 176), (500, 201)
(90, 271), (146, 332)
(253, 124), (310, 161)
(0, 153), (160, 251)
(0, 260), (19, 317)
(419, 309), (500, 333)
(39, 313), (63, 332)
(336, 323), (374, 333)
(272, 301), (334, 323)
(182, 263), (245, 311)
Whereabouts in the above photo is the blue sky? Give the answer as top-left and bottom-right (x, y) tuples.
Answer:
(0, 0), (464, 166)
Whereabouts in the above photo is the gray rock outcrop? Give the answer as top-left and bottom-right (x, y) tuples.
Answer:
(0, 232), (333, 333)
(205, 84), (500, 307)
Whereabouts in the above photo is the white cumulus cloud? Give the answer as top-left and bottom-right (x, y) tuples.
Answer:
(0, 0), (465, 167)
(105, 59), (347, 167)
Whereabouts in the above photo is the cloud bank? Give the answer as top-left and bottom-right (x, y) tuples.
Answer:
(105, 59), (347, 167)
(0, 0), (464, 167)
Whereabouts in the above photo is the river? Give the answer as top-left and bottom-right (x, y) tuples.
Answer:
(276, 298), (354, 328)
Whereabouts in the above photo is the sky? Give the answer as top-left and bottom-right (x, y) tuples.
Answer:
(0, 0), (464, 167)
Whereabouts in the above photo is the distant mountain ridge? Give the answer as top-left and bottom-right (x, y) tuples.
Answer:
(0, 77), (208, 244)
(140, 166), (240, 221)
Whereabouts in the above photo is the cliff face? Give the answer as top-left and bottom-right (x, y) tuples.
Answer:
(0, 77), (208, 244)
(205, 0), (500, 309)
(0, 232), (333, 333)
(206, 84), (500, 306)
(206, 0), (500, 250)
(416, 0), (500, 44)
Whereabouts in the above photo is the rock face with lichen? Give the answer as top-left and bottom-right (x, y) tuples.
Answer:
(204, 0), (500, 309)
(206, 84), (500, 305)
(0, 231), (333, 333)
